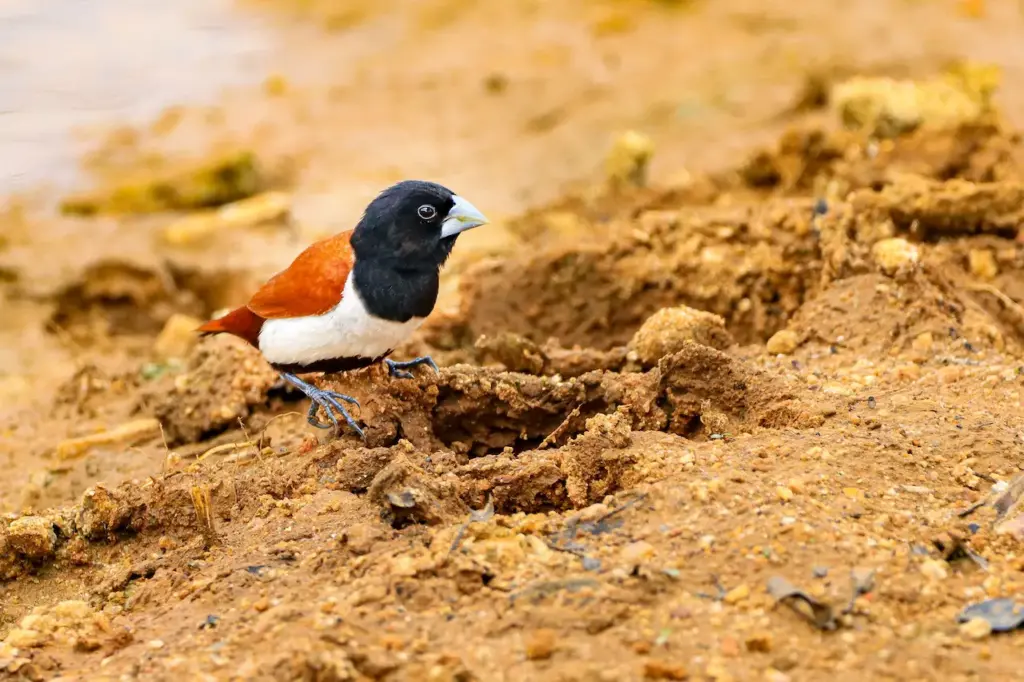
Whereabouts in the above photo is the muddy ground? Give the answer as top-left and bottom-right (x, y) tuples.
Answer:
(4, 1), (1024, 680)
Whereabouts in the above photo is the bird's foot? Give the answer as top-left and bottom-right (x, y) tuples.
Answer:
(385, 356), (439, 380)
(280, 373), (364, 438)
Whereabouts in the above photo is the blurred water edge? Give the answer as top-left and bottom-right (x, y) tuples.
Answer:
(0, 0), (273, 194)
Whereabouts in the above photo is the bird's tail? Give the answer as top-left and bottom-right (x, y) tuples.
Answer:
(196, 306), (265, 347)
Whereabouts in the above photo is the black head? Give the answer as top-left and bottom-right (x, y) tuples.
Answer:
(350, 180), (488, 270)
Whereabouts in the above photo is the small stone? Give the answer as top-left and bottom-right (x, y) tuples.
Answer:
(766, 330), (799, 355)
(723, 583), (750, 605)
(629, 306), (734, 365)
(7, 516), (57, 560)
(147, 639), (165, 649)
(525, 629), (557, 660)
(959, 617), (993, 640)
(920, 559), (949, 581)
(605, 130), (655, 188)
(872, 238), (919, 276)
(969, 249), (999, 280)
(642, 659), (688, 680)
(253, 597), (270, 612)
(622, 541), (656, 564)
(776, 486), (794, 502)
(911, 332), (933, 354)
(720, 636), (741, 657)
(745, 632), (773, 653)
(154, 313), (203, 360)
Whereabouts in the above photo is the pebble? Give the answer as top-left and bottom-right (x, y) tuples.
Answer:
(6, 516), (57, 560)
(919, 559), (949, 581)
(524, 629), (557, 660)
(723, 583), (750, 605)
(968, 249), (999, 280)
(642, 659), (688, 680)
(605, 130), (654, 187)
(745, 632), (773, 653)
(154, 313), (203, 360)
(872, 238), (919, 276)
(766, 330), (799, 355)
(959, 617), (993, 640)
(911, 332), (933, 353)
(776, 486), (794, 502)
(622, 541), (656, 564)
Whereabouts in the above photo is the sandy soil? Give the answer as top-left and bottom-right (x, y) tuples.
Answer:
(4, 1), (1024, 680)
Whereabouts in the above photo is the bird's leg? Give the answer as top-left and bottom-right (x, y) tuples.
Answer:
(280, 373), (364, 438)
(385, 356), (439, 380)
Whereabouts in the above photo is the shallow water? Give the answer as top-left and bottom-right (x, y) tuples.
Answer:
(0, 0), (273, 193)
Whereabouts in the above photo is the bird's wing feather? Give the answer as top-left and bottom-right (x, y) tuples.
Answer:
(247, 230), (355, 319)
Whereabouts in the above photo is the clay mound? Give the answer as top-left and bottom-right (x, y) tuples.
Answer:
(148, 337), (833, 454)
(452, 202), (822, 350)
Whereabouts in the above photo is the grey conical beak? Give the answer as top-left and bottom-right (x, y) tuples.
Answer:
(440, 195), (488, 239)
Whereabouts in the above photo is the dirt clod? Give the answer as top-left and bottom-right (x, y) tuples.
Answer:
(5, 517), (57, 561)
(630, 306), (733, 365)
(871, 238), (920, 277)
(368, 454), (468, 526)
(765, 329), (799, 355)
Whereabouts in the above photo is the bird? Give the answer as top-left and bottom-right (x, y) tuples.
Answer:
(196, 180), (488, 438)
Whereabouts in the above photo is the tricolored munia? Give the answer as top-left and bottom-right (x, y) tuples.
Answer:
(198, 180), (488, 437)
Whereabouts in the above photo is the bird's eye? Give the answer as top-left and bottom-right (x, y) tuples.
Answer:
(417, 204), (438, 221)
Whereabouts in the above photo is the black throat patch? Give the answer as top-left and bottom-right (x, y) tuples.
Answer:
(351, 260), (440, 322)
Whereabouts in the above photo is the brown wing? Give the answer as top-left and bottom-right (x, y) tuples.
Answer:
(247, 230), (355, 319)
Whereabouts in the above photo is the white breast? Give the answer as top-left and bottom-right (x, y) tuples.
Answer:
(257, 273), (424, 366)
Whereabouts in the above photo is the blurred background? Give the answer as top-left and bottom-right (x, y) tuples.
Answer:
(1, 0), (1022, 413)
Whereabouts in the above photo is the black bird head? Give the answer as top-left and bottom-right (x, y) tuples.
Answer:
(351, 180), (488, 269)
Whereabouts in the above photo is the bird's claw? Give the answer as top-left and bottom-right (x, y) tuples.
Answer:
(281, 373), (364, 439)
(306, 388), (364, 438)
(386, 356), (439, 379)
